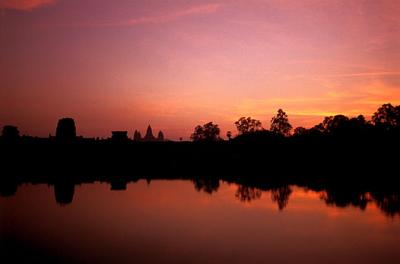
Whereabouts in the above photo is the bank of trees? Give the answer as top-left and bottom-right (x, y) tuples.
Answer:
(2, 103), (399, 143)
(190, 103), (400, 141)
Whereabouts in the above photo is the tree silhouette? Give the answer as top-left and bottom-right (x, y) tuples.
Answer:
(294, 126), (307, 136)
(190, 122), (220, 141)
(314, 114), (370, 136)
(327, 115), (349, 135)
(372, 103), (400, 128)
(270, 109), (292, 136)
(226, 131), (232, 140)
(347, 115), (369, 135)
(234, 117), (262, 135)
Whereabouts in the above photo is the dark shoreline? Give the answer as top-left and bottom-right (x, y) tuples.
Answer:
(1, 137), (400, 216)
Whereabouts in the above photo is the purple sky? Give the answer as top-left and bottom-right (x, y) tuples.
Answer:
(1, 0), (400, 139)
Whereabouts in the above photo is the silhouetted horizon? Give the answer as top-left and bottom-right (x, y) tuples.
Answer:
(2, 103), (399, 141)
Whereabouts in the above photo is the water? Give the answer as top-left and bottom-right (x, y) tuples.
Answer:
(1, 180), (400, 263)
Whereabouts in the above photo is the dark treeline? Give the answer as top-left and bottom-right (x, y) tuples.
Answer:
(189, 103), (400, 141)
(1, 103), (400, 216)
(2, 103), (400, 142)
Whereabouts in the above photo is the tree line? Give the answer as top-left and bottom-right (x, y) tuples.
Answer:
(190, 103), (400, 141)
(1, 103), (399, 142)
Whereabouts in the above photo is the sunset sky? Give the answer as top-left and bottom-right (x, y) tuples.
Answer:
(1, 0), (400, 139)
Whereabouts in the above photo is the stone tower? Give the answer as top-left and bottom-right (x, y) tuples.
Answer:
(144, 125), (155, 141)
(56, 118), (76, 141)
(157, 131), (164, 141)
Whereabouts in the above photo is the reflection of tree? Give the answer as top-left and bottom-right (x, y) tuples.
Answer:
(318, 188), (400, 217)
(271, 186), (292, 210)
(235, 185), (262, 202)
(320, 190), (370, 210)
(193, 178), (220, 194)
(373, 192), (400, 217)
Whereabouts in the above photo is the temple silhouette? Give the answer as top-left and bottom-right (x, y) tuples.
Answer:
(1, 103), (400, 215)
(134, 125), (164, 142)
(56, 118), (76, 141)
(111, 131), (129, 141)
(49, 118), (166, 142)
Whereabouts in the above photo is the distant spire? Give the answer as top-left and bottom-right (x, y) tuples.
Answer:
(133, 130), (142, 141)
(157, 131), (164, 141)
(144, 125), (155, 141)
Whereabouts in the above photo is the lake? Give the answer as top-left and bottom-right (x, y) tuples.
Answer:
(1, 180), (400, 263)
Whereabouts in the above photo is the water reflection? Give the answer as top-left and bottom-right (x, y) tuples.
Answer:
(54, 182), (75, 205)
(374, 192), (400, 217)
(271, 185), (292, 210)
(192, 178), (220, 194)
(1, 177), (400, 217)
(1, 180), (400, 264)
(235, 186), (262, 202)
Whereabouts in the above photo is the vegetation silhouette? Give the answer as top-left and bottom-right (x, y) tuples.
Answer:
(235, 117), (262, 134)
(372, 103), (400, 127)
(190, 122), (221, 141)
(226, 131), (232, 140)
(270, 109), (292, 136)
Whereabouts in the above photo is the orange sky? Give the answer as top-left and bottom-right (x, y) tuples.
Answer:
(1, 0), (400, 139)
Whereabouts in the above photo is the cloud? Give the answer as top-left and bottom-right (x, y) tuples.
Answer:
(82, 3), (221, 27)
(321, 71), (400, 78)
(0, 0), (55, 11)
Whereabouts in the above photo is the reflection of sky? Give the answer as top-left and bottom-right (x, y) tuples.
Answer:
(1, 1), (400, 139)
(1, 180), (400, 263)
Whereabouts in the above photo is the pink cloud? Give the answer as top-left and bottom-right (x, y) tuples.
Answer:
(85, 3), (222, 27)
(0, 0), (55, 11)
